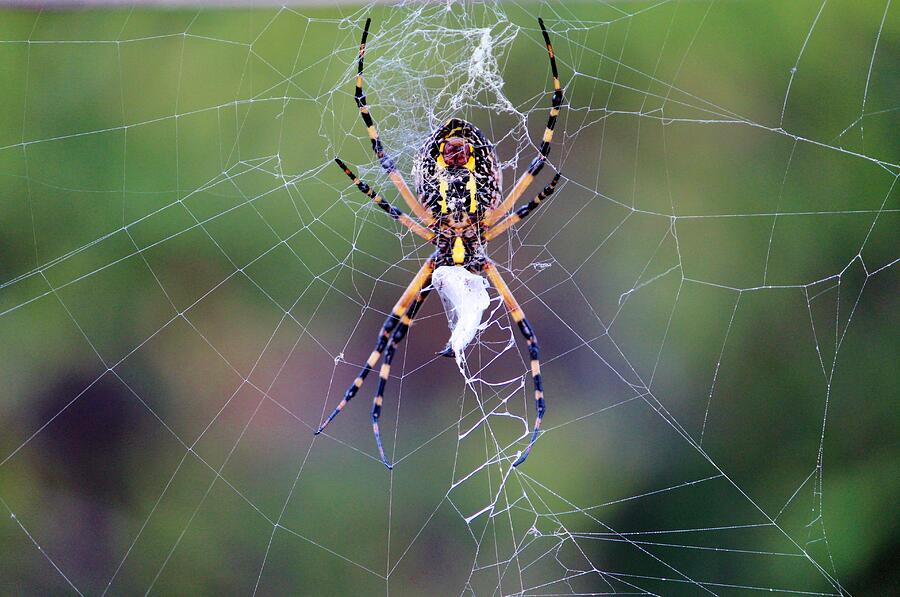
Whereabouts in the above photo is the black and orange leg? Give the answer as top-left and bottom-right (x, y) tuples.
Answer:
(371, 281), (432, 469)
(485, 18), (563, 226)
(484, 172), (561, 241)
(355, 18), (433, 226)
(334, 158), (435, 242)
(316, 258), (436, 436)
(482, 261), (546, 467)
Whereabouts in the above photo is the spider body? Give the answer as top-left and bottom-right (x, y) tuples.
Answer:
(415, 118), (501, 268)
(319, 18), (563, 469)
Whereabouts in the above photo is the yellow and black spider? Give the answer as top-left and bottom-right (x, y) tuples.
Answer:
(316, 17), (563, 469)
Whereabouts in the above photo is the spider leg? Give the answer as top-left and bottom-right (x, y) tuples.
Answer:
(372, 281), (433, 469)
(485, 18), (563, 226)
(355, 18), (434, 225)
(484, 173), (561, 241)
(482, 261), (545, 467)
(316, 258), (436, 436)
(334, 158), (435, 241)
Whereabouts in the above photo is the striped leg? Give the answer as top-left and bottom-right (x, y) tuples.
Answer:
(355, 18), (433, 225)
(316, 258), (436, 436)
(334, 158), (435, 241)
(484, 173), (561, 241)
(372, 282), (432, 469)
(485, 18), (563, 226)
(483, 261), (546, 467)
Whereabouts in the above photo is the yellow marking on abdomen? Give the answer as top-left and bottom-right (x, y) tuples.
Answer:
(439, 176), (449, 213)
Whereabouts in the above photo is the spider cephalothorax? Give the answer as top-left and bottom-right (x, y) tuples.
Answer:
(320, 17), (563, 469)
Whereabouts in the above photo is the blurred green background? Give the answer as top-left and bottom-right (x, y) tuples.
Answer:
(0, 1), (897, 595)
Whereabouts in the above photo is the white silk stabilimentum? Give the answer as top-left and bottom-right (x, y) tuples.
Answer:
(432, 266), (491, 366)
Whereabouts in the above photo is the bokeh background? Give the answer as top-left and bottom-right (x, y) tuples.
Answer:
(0, 1), (897, 595)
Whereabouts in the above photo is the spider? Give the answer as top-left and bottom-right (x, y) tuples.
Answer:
(316, 17), (563, 469)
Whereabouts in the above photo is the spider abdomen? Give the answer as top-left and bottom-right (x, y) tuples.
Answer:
(414, 118), (502, 226)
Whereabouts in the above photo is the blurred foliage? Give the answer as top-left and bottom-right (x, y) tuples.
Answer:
(0, 2), (897, 595)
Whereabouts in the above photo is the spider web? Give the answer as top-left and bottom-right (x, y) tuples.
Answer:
(1, 1), (898, 595)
